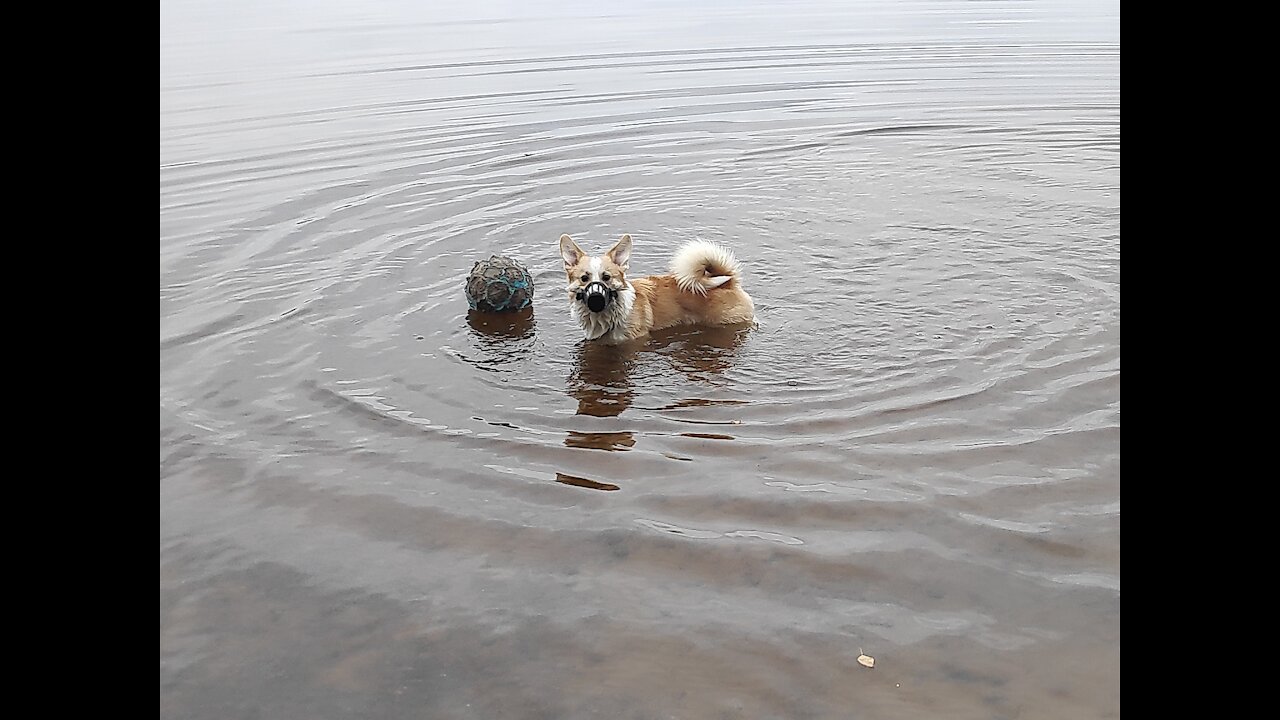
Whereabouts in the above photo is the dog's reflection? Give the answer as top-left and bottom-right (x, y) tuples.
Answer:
(564, 323), (752, 437)
(566, 339), (639, 419)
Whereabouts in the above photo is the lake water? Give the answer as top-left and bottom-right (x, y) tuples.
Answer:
(160, 1), (1120, 717)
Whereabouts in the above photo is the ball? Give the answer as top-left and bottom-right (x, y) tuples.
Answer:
(465, 255), (534, 312)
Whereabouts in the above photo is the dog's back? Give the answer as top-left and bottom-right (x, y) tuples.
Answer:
(632, 240), (755, 332)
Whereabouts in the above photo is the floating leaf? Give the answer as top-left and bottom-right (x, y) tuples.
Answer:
(857, 648), (875, 668)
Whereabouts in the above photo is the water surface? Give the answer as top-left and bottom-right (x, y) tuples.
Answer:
(160, 1), (1120, 717)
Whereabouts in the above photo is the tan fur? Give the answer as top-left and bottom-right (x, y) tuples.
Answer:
(560, 233), (755, 343)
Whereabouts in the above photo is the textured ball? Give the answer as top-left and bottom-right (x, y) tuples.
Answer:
(465, 255), (534, 312)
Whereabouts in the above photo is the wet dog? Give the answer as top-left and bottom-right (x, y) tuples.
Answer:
(559, 233), (755, 343)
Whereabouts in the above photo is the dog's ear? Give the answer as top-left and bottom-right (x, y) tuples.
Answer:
(560, 234), (584, 269)
(606, 234), (632, 269)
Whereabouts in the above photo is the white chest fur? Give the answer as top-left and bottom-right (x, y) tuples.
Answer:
(571, 284), (636, 342)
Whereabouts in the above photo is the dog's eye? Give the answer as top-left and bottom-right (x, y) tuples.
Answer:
(601, 273), (611, 281)
(580, 274), (589, 282)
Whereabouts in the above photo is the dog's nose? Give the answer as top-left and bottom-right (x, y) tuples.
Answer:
(586, 293), (607, 313)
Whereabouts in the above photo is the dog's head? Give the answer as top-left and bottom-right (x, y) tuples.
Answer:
(559, 234), (631, 314)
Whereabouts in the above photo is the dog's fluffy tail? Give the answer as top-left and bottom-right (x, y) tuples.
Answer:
(670, 239), (743, 296)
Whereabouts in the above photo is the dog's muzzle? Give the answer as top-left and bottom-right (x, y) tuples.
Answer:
(576, 281), (617, 313)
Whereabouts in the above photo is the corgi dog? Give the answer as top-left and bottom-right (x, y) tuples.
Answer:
(559, 233), (755, 343)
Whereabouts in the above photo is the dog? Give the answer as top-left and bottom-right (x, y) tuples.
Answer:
(559, 233), (755, 343)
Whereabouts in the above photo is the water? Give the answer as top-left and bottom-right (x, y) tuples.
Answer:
(160, 1), (1120, 717)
